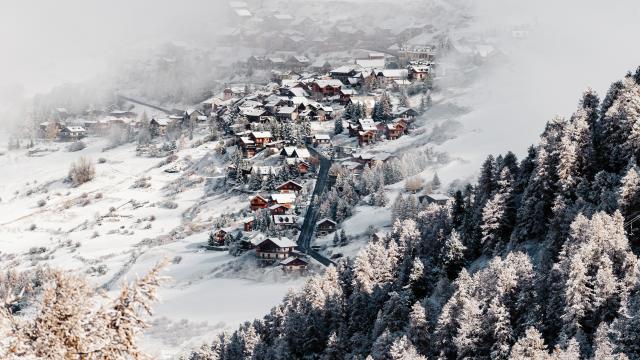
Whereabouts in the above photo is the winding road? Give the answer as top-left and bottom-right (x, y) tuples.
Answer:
(297, 147), (335, 266)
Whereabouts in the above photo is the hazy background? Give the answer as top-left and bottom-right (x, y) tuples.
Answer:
(1, 0), (640, 158)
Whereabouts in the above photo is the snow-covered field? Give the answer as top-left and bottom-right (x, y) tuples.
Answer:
(0, 136), (304, 357)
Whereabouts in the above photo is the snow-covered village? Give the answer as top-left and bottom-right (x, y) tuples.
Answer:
(3, 0), (640, 359)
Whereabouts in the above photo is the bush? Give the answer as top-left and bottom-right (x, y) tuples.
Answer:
(28, 246), (47, 255)
(158, 200), (178, 209)
(95, 192), (103, 199)
(66, 141), (86, 152)
(68, 157), (95, 186)
(131, 176), (151, 189)
(97, 157), (107, 164)
(37, 199), (46, 207)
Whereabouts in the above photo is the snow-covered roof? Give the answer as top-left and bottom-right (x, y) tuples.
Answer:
(292, 55), (310, 63)
(251, 131), (272, 139)
(277, 180), (302, 189)
(278, 107), (296, 115)
(270, 193), (296, 204)
(280, 256), (308, 265)
(331, 65), (359, 74)
(185, 109), (202, 116)
(426, 193), (451, 201)
(294, 148), (311, 159)
(317, 218), (336, 226)
(257, 237), (297, 248)
(314, 79), (343, 88)
(291, 97), (309, 106)
(340, 89), (358, 95)
(288, 88), (309, 98)
(64, 126), (86, 132)
(314, 134), (331, 140)
(240, 108), (265, 116)
(358, 118), (377, 131)
(240, 136), (255, 144)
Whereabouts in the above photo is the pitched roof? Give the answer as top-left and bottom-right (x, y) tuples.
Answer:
(256, 237), (297, 248)
(317, 218), (336, 226)
(314, 79), (344, 88)
(426, 193), (451, 201)
(270, 193), (296, 204)
(277, 180), (303, 189)
(278, 106), (296, 115)
(251, 131), (272, 139)
(280, 256), (308, 265)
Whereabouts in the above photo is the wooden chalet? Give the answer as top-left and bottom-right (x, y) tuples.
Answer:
(277, 106), (298, 121)
(276, 180), (303, 193)
(358, 130), (377, 146)
(270, 203), (291, 215)
(59, 126), (86, 141)
(408, 64), (431, 81)
(316, 218), (337, 236)
(311, 79), (343, 98)
(243, 218), (254, 232)
(255, 237), (297, 260)
(313, 133), (331, 146)
(212, 227), (235, 245)
(280, 147), (312, 161)
(250, 195), (269, 211)
(239, 136), (256, 158)
(419, 193), (451, 206)
(250, 131), (272, 148)
(150, 118), (169, 136)
(330, 66), (359, 83)
(339, 88), (358, 104)
(280, 256), (309, 271)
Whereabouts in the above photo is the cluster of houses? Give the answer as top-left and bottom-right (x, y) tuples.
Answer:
(38, 107), (207, 142)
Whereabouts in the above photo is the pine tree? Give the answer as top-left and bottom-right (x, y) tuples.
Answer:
(487, 297), (513, 360)
(481, 168), (516, 252)
(431, 172), (441, 190)
(561, 255), (593, 343)
(407, 302), (430, 354)
(441, 230), (466, 279)
(339, 229), (348, 246)
(509, 327), (549, 360)
(618, 159), (640, 216)
(334, 118), (343, 135)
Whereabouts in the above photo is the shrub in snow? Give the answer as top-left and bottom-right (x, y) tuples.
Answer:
(36, 199), (46, 207)
(131, 176), (152, 189)
(68, 157), (95, 186)
(28, 246), (47, 254)
(158, 200), (178, 209)
(29, 224), (36, 231)
(95, 192), (103, 199)
(97, 157), (107, 164)
(66, 141), (86, 152)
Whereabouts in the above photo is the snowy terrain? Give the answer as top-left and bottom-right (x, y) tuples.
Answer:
(0, 136), (306, 357)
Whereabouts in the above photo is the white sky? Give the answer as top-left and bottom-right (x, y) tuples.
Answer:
(1, 0), (640, 155)
(440, 0), (640, 167)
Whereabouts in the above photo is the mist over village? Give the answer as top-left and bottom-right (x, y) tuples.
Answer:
(2, 1), (640, 359)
